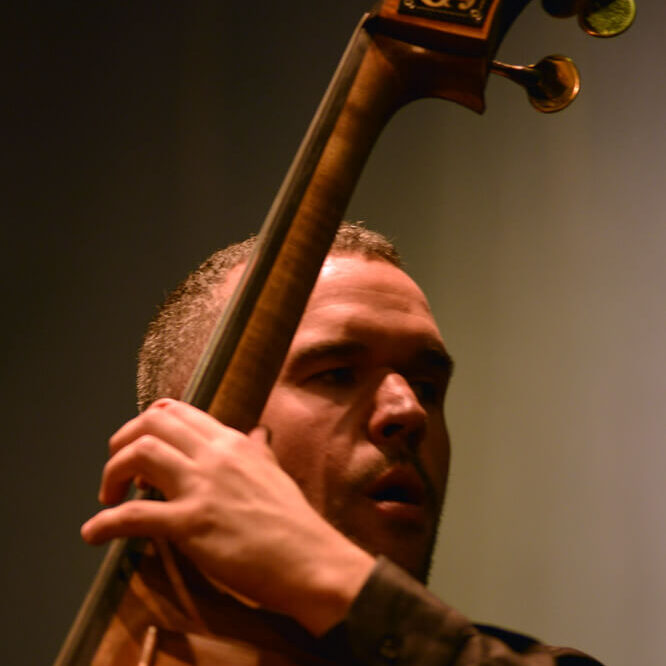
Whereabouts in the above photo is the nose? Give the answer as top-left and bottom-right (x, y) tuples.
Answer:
(368, 372), (427, 453)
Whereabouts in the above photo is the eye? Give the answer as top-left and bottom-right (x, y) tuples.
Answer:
(310, 366), (357, 386)
(410, 379), (441, 405)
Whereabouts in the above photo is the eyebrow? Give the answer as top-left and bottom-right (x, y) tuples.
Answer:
(413, 347), (455, 380)
(284, 340), (454, 381)
(284, 341), (368, 378)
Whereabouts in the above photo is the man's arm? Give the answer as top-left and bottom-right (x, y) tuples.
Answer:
(81, 399), (603, 665)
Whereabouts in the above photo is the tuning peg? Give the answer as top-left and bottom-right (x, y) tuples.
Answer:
(542, 0), (636, 37)
(578, 0), (636, 37)
(491, 55), (581, 113)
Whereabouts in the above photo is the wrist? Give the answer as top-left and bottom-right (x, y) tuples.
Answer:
(287, 531), (375, 636)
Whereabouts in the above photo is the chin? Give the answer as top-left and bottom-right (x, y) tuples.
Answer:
(351, 526), (436, 583)
(326, 499), (441, 583)
(384, 540), (435, 583)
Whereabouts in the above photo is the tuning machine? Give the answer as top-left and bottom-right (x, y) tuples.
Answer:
(495, 0), (635, 112)
(491, 55), (581, 113)
(542, 0), (636, 37)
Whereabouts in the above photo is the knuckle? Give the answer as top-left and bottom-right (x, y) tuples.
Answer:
(187, 497), (219, 535)
(152, 397), (175, 409)
(152, 398), (181, 417)
(118, 502), (146, 530)
(131, 434), (161, 461)
(211, 445), (242, 474)
(141, 408), (165, 430)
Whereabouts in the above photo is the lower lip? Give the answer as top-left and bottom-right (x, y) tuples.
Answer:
(373, 500), (428, 524)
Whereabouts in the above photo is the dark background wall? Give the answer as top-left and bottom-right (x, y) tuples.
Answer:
(3, 2), (664, 663)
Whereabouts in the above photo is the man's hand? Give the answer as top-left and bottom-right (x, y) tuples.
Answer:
(81, 398), (375, 636)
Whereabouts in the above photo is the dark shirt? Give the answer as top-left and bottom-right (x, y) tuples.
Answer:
(322, 557), (603, 666)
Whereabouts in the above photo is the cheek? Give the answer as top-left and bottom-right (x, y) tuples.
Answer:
(259, 387), (369, 514)
(259, 389), (336, 497)
(424, 422), (451, 500)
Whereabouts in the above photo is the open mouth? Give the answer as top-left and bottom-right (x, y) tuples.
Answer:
(372, 483), (423, 505)
(367, 466), (426, 508)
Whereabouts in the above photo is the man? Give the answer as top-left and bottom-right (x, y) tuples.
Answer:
(82, 223), (601, 664)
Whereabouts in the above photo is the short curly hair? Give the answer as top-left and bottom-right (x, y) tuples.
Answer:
(136, 222), (402, 411)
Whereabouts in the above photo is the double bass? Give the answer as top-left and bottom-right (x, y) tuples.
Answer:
(54, 1), (635, 663)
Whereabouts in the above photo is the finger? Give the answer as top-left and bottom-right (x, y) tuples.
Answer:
(247, 425), (279, 462)
(154, 398), (244, 443)
(81, 499), (179, 545)
(109, 400), (208, 458)
(100, 435), (195, 505)
(249, 425), (272, 445)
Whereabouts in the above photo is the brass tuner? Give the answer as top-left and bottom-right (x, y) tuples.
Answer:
(491, 55), (581, 113)
(578, 0), (636, 38)
(542, 0), (636, 37)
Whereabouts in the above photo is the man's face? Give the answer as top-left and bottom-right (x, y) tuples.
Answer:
(253, 255), (452, 581)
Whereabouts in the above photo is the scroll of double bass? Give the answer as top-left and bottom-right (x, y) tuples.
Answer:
(54, 1), (634, 664)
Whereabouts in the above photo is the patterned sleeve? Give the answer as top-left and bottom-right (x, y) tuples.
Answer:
(320, 556), (603, 666)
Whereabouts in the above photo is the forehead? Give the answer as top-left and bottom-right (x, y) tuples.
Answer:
(292, 255), (444, 351)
